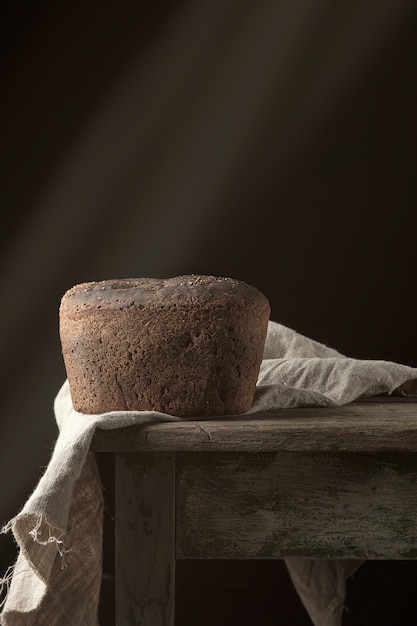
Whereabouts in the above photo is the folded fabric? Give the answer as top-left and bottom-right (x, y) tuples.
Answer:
(1, 320), (417, 625)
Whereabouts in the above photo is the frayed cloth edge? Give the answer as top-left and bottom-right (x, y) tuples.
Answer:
(0, 513), (71, 615)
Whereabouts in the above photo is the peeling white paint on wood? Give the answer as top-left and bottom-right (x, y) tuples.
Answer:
(106, 399), (417, 623)
(116, 452), (175, 625)
(176, 451), (417, 560)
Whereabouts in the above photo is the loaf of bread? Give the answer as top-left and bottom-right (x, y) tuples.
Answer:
(59, 275), (270, 416)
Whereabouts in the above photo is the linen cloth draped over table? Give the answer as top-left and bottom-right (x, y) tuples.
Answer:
(2, 321), (417, 626)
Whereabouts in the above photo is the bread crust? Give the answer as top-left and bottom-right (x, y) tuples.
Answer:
(59, 274), (270, 416)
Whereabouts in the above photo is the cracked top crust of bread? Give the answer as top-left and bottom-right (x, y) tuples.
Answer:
(60, 275), (267, 316)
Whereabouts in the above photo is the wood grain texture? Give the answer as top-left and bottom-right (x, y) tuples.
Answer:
(116, 452), (175, 626)
(175, 451), (417, 560)
(92, 399), (417, 452)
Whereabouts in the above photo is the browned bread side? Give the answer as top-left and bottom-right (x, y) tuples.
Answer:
(59, 274), (270, 416)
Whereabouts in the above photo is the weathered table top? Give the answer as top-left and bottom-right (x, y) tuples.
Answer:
(91, 396), (417, 453)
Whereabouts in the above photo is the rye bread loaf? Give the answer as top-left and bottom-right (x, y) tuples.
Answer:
(59, 274), (270, 416)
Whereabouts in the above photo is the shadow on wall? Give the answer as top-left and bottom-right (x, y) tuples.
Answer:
(1, 0), (417, 618)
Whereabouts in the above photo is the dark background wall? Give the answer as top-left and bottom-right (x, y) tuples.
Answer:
(1, 1), (417, 623)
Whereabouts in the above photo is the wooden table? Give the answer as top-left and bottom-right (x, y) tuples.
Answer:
(91, 397), (417, 625)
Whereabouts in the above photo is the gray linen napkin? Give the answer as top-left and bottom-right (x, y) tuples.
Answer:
(2, 320), (417, 625)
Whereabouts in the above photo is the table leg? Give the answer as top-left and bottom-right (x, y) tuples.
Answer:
(115, 451), (175, 625)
